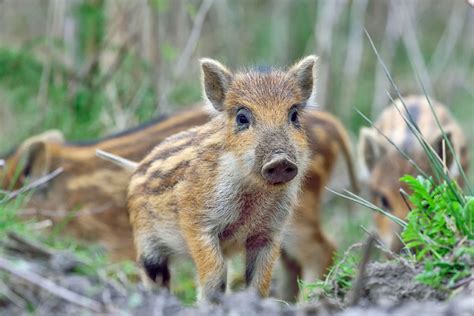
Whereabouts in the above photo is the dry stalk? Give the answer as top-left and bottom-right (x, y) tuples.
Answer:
(398, 1), (434, 96)
(157, 0), (215, 114)
(371, 0), (402, 116)
(340, 0), (369, 120)
(7, 231), (54, 259)
(0, 168), (63, 204)
(313, 0), (347, 109)
(346, 234), (376, 306)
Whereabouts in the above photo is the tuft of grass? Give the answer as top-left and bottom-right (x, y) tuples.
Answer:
(299, 245), (361, 302)
(0, 190), (37, 239)
(400, 175), (473, 289)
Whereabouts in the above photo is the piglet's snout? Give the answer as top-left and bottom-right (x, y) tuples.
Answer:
(261, 153), (298, 185)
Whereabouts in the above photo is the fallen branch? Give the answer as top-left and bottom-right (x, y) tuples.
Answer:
(0, 256), (104, 313)
(7, 232), (53, 259)
(0, 168), (63, 204)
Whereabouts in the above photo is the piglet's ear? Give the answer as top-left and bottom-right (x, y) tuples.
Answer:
(359, 127), (386, 174)
(288, 55), (318, 102)
(18, 130), (64, 181)
(200, 58), (233, 112)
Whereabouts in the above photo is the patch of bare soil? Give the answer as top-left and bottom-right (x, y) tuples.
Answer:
(0, 234), (472, 316)
(362, 261), (448, 303)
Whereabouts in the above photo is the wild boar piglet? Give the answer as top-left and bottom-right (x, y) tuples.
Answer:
(128, 56), (318, 301)
(359, 95), (469, 252)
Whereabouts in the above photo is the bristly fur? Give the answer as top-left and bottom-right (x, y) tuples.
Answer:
(129, 56), (320, 302)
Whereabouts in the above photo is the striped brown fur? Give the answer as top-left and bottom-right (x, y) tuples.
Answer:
(128, 56), (316, 301)
(1, 109), (210, 261)
(128, 56), (319, 301)
(359, 95), (469, 252)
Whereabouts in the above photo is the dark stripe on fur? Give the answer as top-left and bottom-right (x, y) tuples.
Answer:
(1, 114), (171, 158)
(66, 114), (170, 147)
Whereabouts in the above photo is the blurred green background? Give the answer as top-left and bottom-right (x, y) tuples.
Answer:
(0, 0), (473, 248)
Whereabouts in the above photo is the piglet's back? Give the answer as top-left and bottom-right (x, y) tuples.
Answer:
(128, 117), (225, 218)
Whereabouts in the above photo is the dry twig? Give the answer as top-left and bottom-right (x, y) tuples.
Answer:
(0, 256), (104, 313)
(0, 168), (63, 204)
(450, 276), (474, 290)
(7, 231), (53, 259)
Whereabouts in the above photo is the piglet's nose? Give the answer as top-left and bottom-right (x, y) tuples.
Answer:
(261, 154), (298, 185)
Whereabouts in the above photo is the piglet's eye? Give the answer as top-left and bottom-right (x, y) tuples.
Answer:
(373, 191), (391, 211)
(236, 108), (252, 130)
(379, 195), (391, 210)
(289, 106), (300, 126)
(237, 113), (249, 125)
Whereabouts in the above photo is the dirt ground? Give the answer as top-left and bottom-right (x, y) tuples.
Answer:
(1, 234), (473, 316)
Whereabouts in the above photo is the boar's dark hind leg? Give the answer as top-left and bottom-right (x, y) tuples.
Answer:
(140, 251), (170, 288)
